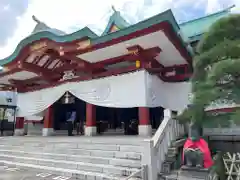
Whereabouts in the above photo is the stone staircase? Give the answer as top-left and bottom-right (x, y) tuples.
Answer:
(159, 138), (186, 180)
(0, 136), (145, 180)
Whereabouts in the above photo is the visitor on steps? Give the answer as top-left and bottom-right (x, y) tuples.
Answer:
(66, 111), (76, 136)
(76, 120), (84, 135)
(0, 119), (4, 136)
(79, 121), (84, 135)
(76, 121), (80, 135)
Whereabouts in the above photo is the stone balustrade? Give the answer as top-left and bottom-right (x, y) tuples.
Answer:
(142, 109), (184, 180)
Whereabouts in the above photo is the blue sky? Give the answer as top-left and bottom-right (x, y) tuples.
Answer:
(0, 0), (238, 59)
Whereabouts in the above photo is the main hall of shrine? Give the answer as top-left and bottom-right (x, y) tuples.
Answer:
(0, 7), (232, 136)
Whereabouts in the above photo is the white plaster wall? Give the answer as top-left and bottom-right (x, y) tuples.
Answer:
(0, 91), (17, 106)
(144, 71), (191, 111)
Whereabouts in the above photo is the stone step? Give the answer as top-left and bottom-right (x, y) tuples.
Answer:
(159, 171), (178, 180)
(0, 140), (143, 146)
(0, 146), (142, 160)
(0, 143), (143, 153)
(0, 160), (124, 180)
(165, 154), (176, 162)
(0, 154), (140, 177)
(171, 138), (186, 148)
(0, 150), (141, 168)
(0, 136), (146, 146)
(167, 147), (178, 156)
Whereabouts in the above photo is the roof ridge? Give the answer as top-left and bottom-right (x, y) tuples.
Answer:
(31, 15), (66, 35)
(179, 5), (234, 25)
(101, 9), (130, 36)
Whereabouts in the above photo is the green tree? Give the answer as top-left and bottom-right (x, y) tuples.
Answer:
(178, 14), (240, 128)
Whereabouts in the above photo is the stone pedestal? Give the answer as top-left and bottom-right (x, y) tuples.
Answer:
(42, 128), (54, 136)
(26, 123), (43, 136)
(85, 126), (97, 136)
(178, 166), (210, 180)
(138, 125), (152, 136)
(14, 129), (24, 136)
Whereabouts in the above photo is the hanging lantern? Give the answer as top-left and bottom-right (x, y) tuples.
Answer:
(136, 60), (141, 68)
(62, 92), (75, 104)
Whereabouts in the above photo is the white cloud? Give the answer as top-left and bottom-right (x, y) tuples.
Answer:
(205, 0), (240, 14)
(3, 5), (10, 11)
(0, 0), (239, 59)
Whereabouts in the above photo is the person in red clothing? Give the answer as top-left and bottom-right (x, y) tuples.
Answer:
(182, 123), (213, 168)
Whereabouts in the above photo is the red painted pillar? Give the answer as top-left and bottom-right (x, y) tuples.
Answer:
(43, 105), (54, 136)
(85, 103), (97, 136)
(14, 117), (24, 136)
(138, 107), (152, 136)
(15, 117), (24, 129)
(139, 107), (150, 125)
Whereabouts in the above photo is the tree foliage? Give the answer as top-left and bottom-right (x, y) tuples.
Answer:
(178, 14), (240, 127)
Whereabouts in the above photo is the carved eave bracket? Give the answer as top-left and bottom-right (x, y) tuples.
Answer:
(127, 45), (161, 69)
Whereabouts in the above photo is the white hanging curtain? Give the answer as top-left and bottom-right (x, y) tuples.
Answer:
(24, 111), (45, 121)
(17, 87), (65, 117)
(17, 70), (147, 117)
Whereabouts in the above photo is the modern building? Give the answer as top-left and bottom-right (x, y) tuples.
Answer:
(0, 6), (232, 137)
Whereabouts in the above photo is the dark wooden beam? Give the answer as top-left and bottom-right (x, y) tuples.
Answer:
(130, 46), (162, 69)
(9, 79), (23, 84)
(54, 63), (81, 73)
(161, 74), (192, 82)
(19, 62), (60, 82)
(0, 68), (22, 78)
(20, 65), (141, 92)
(8, 79), (26, 91)
(93, 46), (161, 69)
(49, 47), (161, 73)
(58, 55), (105, 73)
(146, 67), (163, 74)
(0, 86), (15, 91)
(59, 55), (91, 68)
(9, 77), (45, 85)
(17, 47), (162, 87)
(17, 62), (192, 93)
(147, 64), (192, 82)
(127, 45), (161, 57)
(32, 54), (46, 65)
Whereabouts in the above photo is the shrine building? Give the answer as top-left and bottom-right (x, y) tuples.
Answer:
(0, 7), (232, 136)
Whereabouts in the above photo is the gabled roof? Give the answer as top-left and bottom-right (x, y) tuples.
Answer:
(101, 7), (130, 36)
(179, 5), (233, 42)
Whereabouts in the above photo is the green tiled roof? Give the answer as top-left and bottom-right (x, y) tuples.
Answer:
(179, 6), (233, 42)
(0, 9), (185, 66)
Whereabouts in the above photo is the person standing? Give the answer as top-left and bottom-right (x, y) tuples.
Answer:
(0, 119), (4, 136)
(0, 109), (6, 136)
(66, 111), (76, 136)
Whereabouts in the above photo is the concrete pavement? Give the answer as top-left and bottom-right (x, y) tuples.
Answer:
(0, 165), (74, 180)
